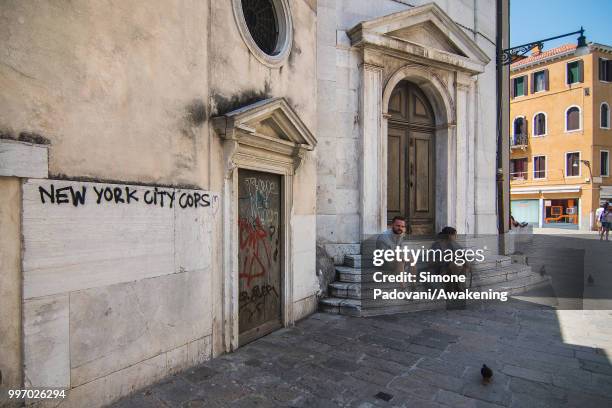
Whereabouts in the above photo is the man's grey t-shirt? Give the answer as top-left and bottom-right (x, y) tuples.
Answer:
(375, 229), (406, 251)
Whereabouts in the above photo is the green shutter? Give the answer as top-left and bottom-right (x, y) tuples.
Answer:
(516, 76), (525, 96)
(568, 62), (580, 84)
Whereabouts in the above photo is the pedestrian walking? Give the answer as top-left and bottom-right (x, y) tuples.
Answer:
(596, 202), (608, 240)
(604, 204), (612, 241)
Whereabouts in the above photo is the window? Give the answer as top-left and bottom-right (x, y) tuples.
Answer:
(233, 0), (292, 67)
(566, 60), (583, 84)
(534, 156), (546, 179)
(565, 106), (581, 131)
(601, 103), (610, 128)
(566, 152), (581, 177)
(601, 151), (610, 176)
(242, 0), (279, 55)
(600, 58), (612, 82)
(532, 70), (548, 92)
(533, 112), (546, 136)
(513, 117), (526, 136)
(510, 158), (528, 180)
(512, 76), (527, 97)
(512, 117), (527, 145)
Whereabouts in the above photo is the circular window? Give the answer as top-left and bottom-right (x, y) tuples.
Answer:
(242, 0), (278, 55)
(233, 0), (292, 68)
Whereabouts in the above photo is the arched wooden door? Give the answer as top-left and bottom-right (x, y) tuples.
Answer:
(387, 81), (436, 235)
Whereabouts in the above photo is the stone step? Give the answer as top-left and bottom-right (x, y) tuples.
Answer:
(329, 264), (535, 299)
(335, 257), (515, 283)
(319, 273), (551, 317)
(344, 251), (505, 269)
(358, 237), (500, 253)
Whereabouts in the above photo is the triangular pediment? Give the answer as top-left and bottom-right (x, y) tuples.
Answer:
(348, 3), (490, 71)
(212, 97), (317, 155)
(387, 21), (465, 56)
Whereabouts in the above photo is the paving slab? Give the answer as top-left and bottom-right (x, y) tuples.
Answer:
(111, 300), (612, 408)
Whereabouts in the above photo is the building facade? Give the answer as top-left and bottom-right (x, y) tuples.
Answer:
(509, 43), (612, 230)
(0, 1), (501, 406)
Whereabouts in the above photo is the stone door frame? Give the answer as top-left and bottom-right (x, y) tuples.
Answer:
(380, 63), (459, 235)
(226, 158), (293, 351)
(212, 98), (316, 352)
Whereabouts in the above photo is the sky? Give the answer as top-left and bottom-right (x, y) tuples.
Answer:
(510, 0), (612, 49)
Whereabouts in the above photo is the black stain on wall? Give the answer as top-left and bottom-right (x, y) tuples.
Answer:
(185, 99), (207, 126)
(50, 173), (202, 191)
(0, 128), (51, 145)
(287, 41), (302, 69)
(212, 82), (272, 116)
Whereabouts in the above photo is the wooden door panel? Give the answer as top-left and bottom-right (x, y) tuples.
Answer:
(386, 81), (435, 234)
(387, 127), (407, 222)
(387, 133), (401, 213)
(238, 169), (282, 345)
(412, 135), (433, 216)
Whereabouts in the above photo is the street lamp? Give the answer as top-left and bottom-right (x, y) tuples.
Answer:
(580, 159), (592, 179)
(499, 27), (589, 66)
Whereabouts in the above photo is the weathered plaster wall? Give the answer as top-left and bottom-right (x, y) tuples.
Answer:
(0, 177), (22, 401)
(0, 1), (221, 406)
(2, 2), (320, 405)
(0, 0), (210, 187)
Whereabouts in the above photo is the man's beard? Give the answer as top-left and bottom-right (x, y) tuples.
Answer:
(392, 227), (404, 235)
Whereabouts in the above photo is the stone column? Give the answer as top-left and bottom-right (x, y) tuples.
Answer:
(538, 198), (544, 228)
(359, 62), (383, 237)
(454, 73), (476, 234)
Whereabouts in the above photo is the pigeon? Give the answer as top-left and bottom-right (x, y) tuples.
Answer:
(481, 364), (493, 385)
(587, 274), (594, 286)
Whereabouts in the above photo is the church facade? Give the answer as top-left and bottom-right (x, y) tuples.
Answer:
(0, 1), (501, 406)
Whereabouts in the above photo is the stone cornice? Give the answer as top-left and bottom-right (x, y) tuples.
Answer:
(348, 2), (489, 75)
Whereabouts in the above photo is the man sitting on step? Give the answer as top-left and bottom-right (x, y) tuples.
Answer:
(376, 216), (416, 289)
(429, 226), (472, 309)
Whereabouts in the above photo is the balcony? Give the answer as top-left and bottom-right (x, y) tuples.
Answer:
(510, 171), (528, 182)
(510, 134), (528, 150)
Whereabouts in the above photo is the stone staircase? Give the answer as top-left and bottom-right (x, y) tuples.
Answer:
(319, 238), (551, 316)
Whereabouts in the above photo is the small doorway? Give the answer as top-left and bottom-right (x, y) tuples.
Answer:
(386, 81), (436, 235)
(238, 169), (283, 345)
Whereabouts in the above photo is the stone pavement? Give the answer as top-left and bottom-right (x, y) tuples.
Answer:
(111, 300), (612, 408)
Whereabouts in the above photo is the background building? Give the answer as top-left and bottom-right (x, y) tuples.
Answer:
(509, 42), (612, 230)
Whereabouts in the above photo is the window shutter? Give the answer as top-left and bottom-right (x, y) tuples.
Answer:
(544, 69), (549, 90)
(600, 58), (606, 81)
(567, 108), (579, 131)
(530, 73), (535, 94)
(510, 78), (515, 98)
(578, 60), (584, 83)
(523, 75), (528, 95)
(607, 60), (612, 82)
(523, 117), (528, 136)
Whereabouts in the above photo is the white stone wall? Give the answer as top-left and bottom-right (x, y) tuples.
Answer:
(316, 0), (499, 262)
(21, 179), (218, 402)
